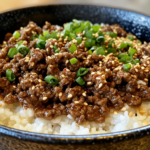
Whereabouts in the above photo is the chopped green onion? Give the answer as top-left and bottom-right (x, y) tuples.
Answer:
(126, 35), (134, 41)
(13, 31), (20, 39)
(98, 31), (104, 36)
(31, 34), (38, 40)
(38, 35), (46, 40)
(119, 54), (131, 64)
(55, 49), (59, 53)
(88, 50), (93, 55)
(76, 37), (82, 45)
(84, 39), (95, 48)
(128, 48), (137, 56)
(119, 42), (133, 49)
(105, 32), (117, 38)
(68, 33), (76, 41)
(91, 25), (101, 33)
(77, 68), (89, 77)
(7, 48), (18, 58)
(17, 45), (29, 56)
(90, 46), (97, 51)
(70, 58), (78, 65)
(28, 51), (31, 55)
(43, 30), (51, 40)
(36, 39), (46, 49)
(123, 64), (131, 72)
(76, 77), (85, 86)
(96, 36), (105, 44)
(15, 40), (23, 48)
(6, 69), (15, 82)
(74, 28), (82, 35)
(137, 39), (142, 43)
(107, 48), (116, 54)
(44, 75), (58, 86)
(84, 30), (94, 39)
(131, 59), (140, 64)
(50, 31), (59, 40)
(119, 42), (128, 49)
(53, 45), (57, 50)
(108, 39), (115, 48)
(68, 43), (77, 53)
(95, 47), (106, 55)
(64, 22), (73, 31)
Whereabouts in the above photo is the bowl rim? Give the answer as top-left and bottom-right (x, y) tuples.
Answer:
(0, 3), (150, 143)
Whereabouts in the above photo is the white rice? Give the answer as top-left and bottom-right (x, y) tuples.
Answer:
(0, 99), (150, 135)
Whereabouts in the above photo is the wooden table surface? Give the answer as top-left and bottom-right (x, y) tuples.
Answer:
(0, 0), (150, 15)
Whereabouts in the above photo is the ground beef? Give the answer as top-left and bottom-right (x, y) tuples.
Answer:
(0, 21), (149, 125)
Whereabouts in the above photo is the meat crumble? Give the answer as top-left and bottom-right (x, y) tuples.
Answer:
(0, 20), (149, 124)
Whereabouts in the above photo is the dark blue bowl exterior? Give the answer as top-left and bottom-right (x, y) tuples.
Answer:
(1, 4), (150, 150)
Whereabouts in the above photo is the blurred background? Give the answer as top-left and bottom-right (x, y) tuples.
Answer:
(1, 0), (150, 15)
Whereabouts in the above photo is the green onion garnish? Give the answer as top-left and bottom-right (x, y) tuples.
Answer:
(44, 75), (58, 86)
(96, 36), (105, 44)
(126, 35), (134, 41)
(105, 32), (117, 38)
(88, 50), (93, 55)
(17, 45), (29, 56)
(15, 40), (23, 48)
(6, 69), (15, 82)
(95, 47), (106, 55)
(7, 48), (18, 58)
(76, 77), (85, 86)
(70, 58), (78, 65)
(13, 31), (20, 39)
(77, 68), (89, 77)
(123, 64), (131, 72)
(128, 48), (137, 56)
(68, 43), (77, 53)
(36, 39), (46, 49)
(76, 37), (82, 45)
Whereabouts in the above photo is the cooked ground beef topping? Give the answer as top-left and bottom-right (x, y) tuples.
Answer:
(0, 19), (149, 124)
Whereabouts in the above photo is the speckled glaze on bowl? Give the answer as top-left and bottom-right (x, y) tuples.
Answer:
(1, 4), (150, 150)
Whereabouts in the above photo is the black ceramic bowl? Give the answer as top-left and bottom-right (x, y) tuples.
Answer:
(1, 4), (150, 150)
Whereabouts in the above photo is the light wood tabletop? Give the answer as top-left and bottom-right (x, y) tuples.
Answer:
(0, 0), (150, 15)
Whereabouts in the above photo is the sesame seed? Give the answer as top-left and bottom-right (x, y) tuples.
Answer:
(50, 45), (53, 48)
(114, 111), (118, 115)
(144, 78), (148, 81)
(129, 112), (133, 117)
(99, 83), (103, 88)
(74, 101), (79, 104)
(91, 72), (95, 75)
(38, 79), (42, 82)
(48, 56), (51, 59)
(143, 121), (148, 126)
(96, 77), (101, 80)
(59, 93), (62, 97)
(32, 86), (35, 90)
(135, 69), (138, 72)
(68, 94), (72, 98)
(84, 102), (88, 105)
(82, 92), (87, 97)
(87, 82), (92, 85)
(137, 85), (140, 89)
(144, 69), (149, 72)
(61, 75), (65, 78)
(141, 67), (145, 70)
(31, 62), (34, 66)
(121, 107), (126, 112)
(43, 97), (47, 100)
